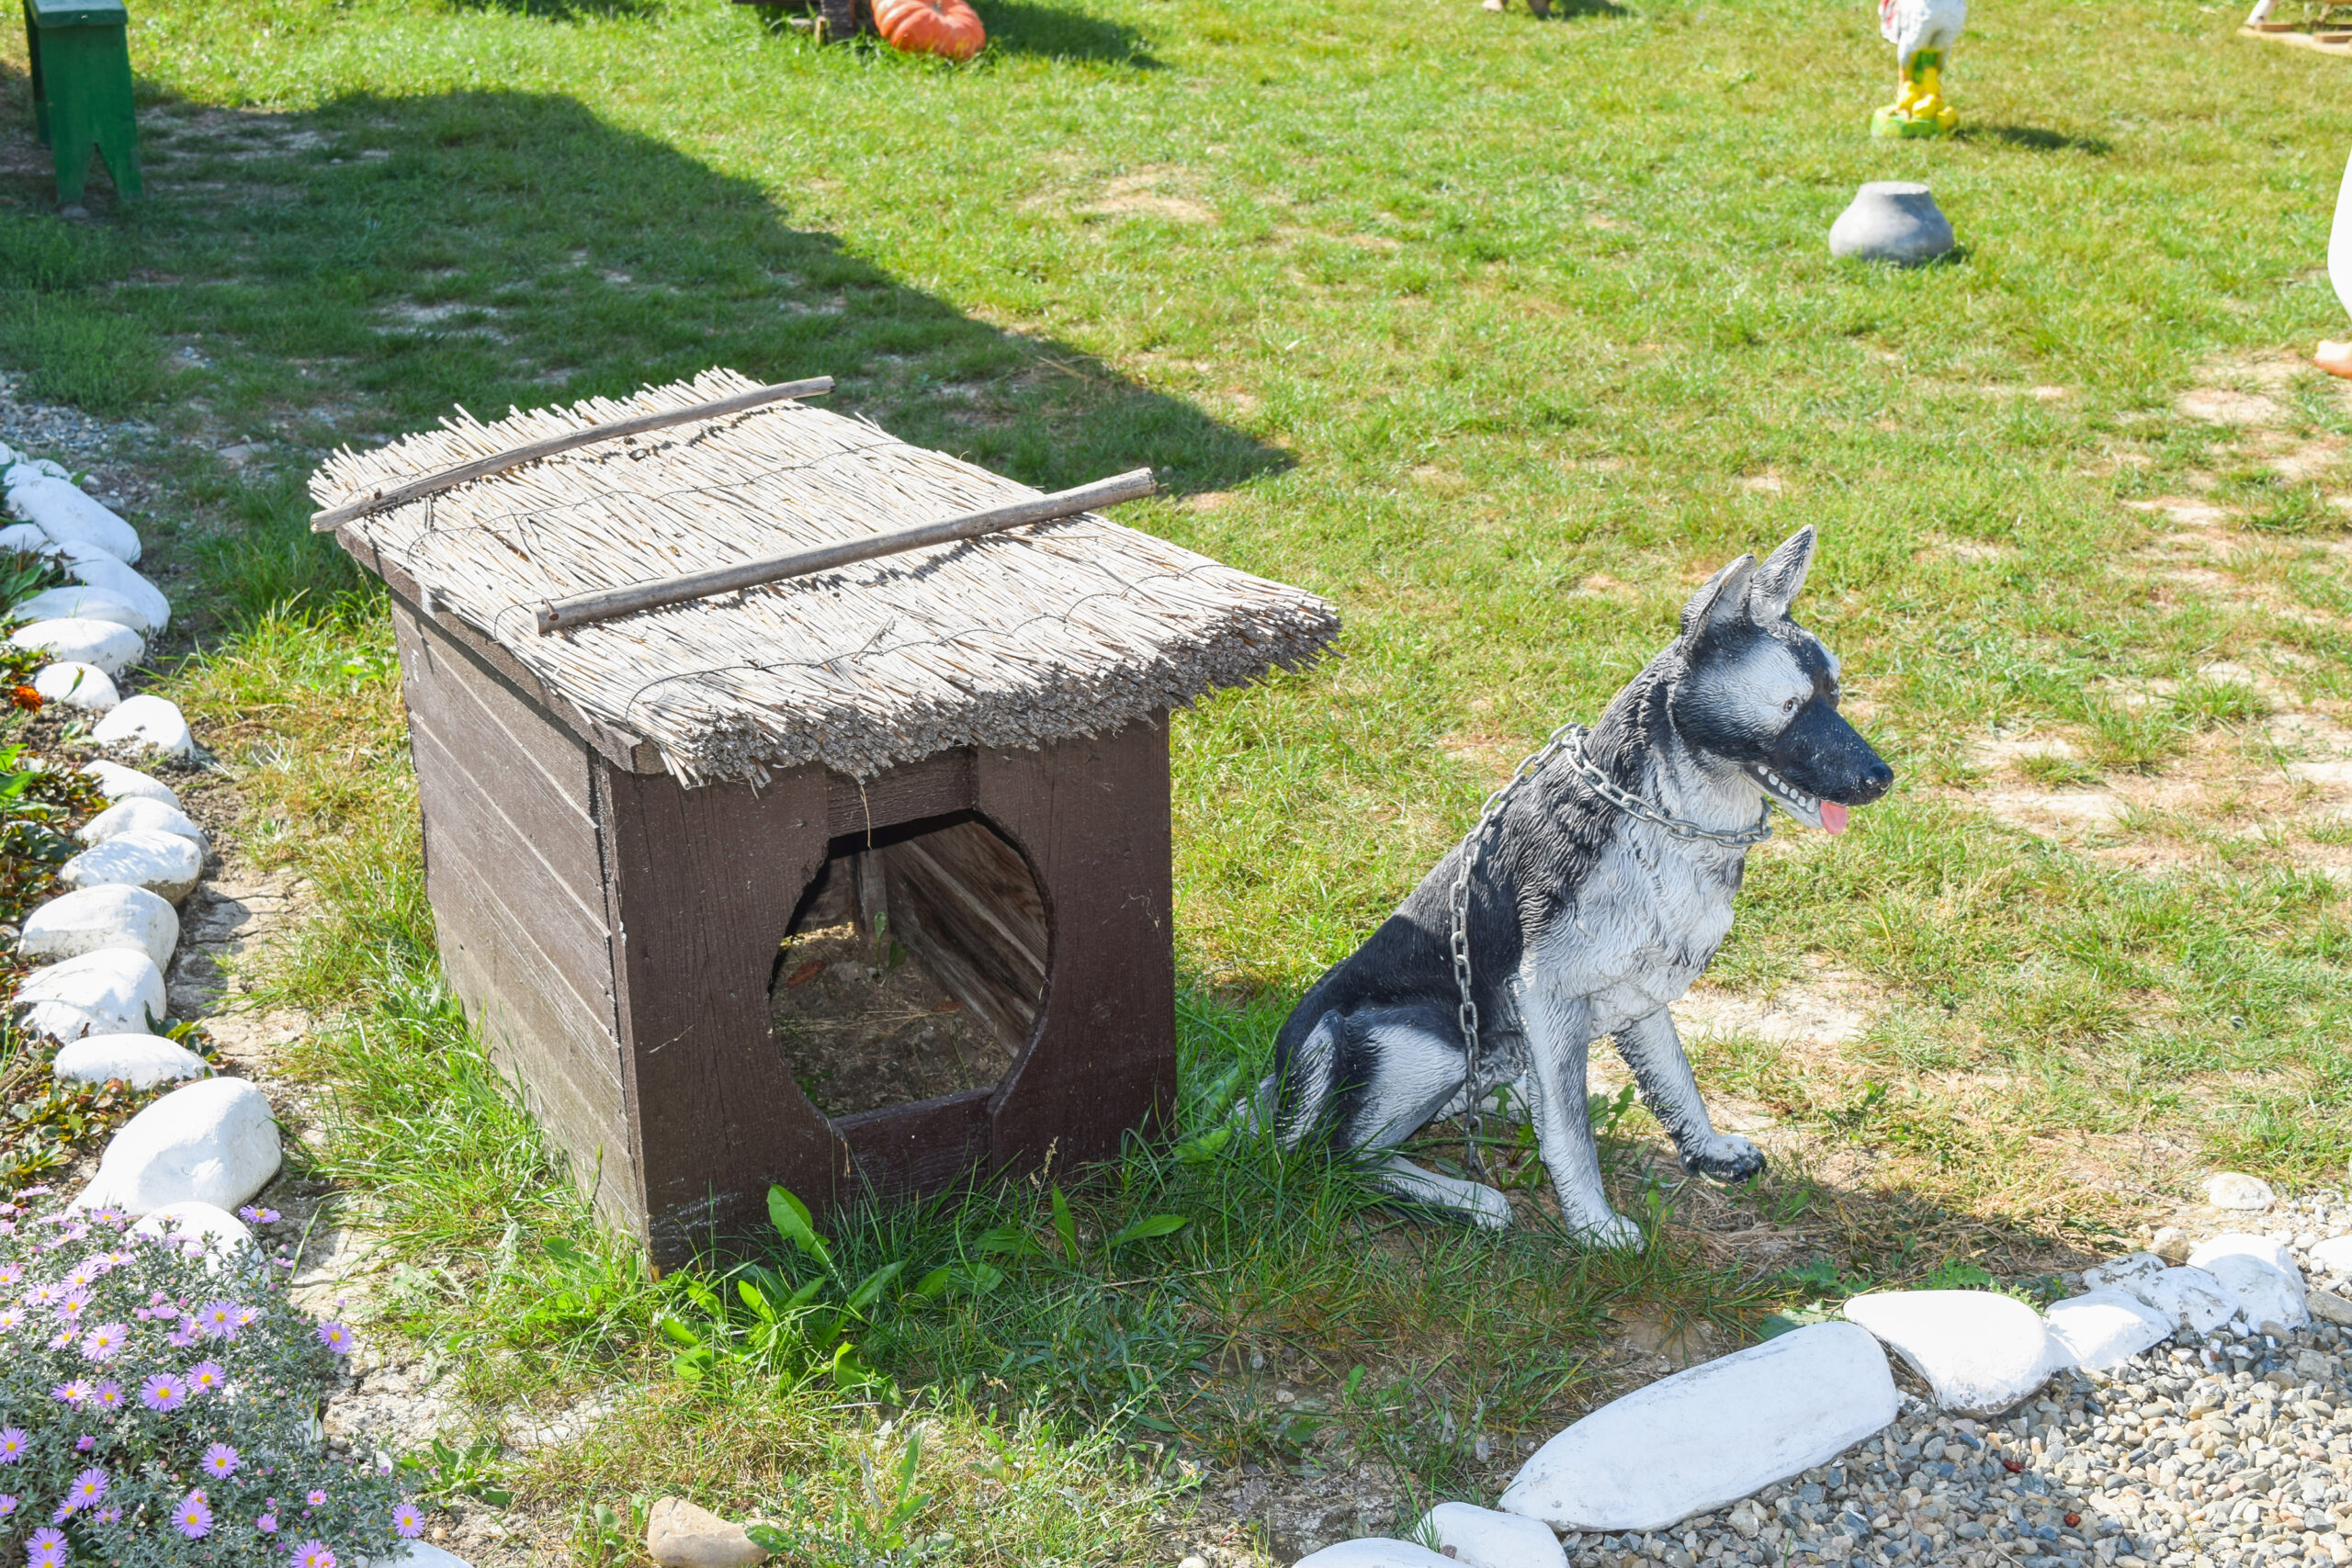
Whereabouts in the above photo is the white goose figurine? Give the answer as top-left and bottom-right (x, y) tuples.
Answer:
(2322, 149), (2352, 379)
(1872, 0), (1966, 138)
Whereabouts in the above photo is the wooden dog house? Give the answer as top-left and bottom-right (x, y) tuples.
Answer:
(311, 370), (1336, 1265)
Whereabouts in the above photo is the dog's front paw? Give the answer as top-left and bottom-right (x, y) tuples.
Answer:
(1569, 1211), (1645, 1251)
(1680, 1134), (1767, 1183)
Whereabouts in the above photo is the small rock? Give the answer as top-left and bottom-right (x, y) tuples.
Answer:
(10, 616), (143, 677)
(1416, 1502), (1566, 1568)
(2308, 1286), (2352, 1327)
(53, 1032), (209, 1089)
(1843, 1291), (2059, 1416)
(80, 759), (179, 808)
(2310, 1235), (2352, 1278)
(74, 1075), (282, 1216)
(77, 795), (207, 852)
(93, 694), (194, 760)
(59, 829), (204, 904)
(31, 660), (119, 712)
(1827, 182), (1955, 266)
(2149, 1225), (2190, 1263)
(2083, 1252), (2167, 1293)
(6, 472), (141, 562)
(12, 584), (151, 634)
(2044, 1288), (2174, 1371)
(2201, 1251), (2310, 1329)
(20, 882), (178, 969)
(647, 1497), (770, 1567)
(2206, 1172), (2276, 1211)
(125, 1200), (254, 1267)
(1499, 1322), (1897, 1532)
(1292, 1544), (1454, 1568)
(60, 549), (169, 632)
(14, 947), (167, 1039)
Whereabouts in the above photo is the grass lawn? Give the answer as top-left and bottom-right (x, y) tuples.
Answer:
(6, 0), (2352, 1558)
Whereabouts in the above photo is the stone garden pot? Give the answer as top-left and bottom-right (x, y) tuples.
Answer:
(1828, 181), (1955, 266)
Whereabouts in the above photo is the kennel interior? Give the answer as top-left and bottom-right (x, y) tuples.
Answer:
(313, 369), (1338, 1264)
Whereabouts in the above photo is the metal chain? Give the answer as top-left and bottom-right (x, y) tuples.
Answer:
(1445, 723), (1772, 1181)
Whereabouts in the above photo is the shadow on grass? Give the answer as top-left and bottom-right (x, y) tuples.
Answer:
(1973, 123), (2112, 155)
(0, 80), (1276, 496)
(978, 0), (1161, 63)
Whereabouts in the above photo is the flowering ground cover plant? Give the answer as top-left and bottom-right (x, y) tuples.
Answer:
(0, 1191), (415, 1567)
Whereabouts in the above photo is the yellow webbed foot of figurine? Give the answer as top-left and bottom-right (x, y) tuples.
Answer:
(1871, 105), (1955, 138)
(2319, 341), (2352, 380)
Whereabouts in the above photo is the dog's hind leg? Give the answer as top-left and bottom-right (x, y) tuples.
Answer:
(1613, 1008), (1765, 1183)
(1367, 1152), (1511, 1230)
(1260, 1009), (1346, 1146)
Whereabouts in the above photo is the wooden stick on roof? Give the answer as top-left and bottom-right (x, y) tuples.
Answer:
(535, 468), (1158, 634)
(309, 375), (836, 533)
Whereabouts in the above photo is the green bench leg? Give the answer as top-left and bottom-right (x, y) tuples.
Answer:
(23, 11), (142, 205)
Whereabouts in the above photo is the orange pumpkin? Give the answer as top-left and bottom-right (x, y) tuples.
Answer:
(874, 0), (986, 60)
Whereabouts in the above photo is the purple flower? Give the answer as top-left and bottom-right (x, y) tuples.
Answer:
(234, 1303), (262, 1329)
(195, 1300), (239, 1340)
(92, 1506), (119, 1524)
(62, 1468), (106, 1513)
(0, 1495), (15, 1518)
(0, 1262), (17, 1285)
(0, 1429), (24, 1463)
(393, 1501), (424, 1538)
(307, 1488), (328, 1506)
(237, 1206), (280, 1224)
(316, 1321), (352, 1355)
(186, 1360), (226, 1395)
(173, 1489), (212, 1538)
(89, 1382), (120, 1414)
(290, 1542), (336, 1568)
(72, 1437), (92, 1453)
(255, 1511), (278, 1534)
(0, 1308), (20, 1334)
(78, 1322), (128, 1361)
(51, 1287), (88, 1321)
(139, 1373), (187, 1412)
(25, 1526), (67, 1568)
(51, 1380), (91, 1405)
(201, 1444), (240, 1479)
(53, 1222), (87, 1242)
(165, 1325), (198, 1348)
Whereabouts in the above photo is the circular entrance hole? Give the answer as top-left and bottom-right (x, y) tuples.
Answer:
(771, 815), (1048, 1120)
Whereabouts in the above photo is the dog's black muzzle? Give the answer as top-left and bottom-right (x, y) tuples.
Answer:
(1765, 699), (1894, 806)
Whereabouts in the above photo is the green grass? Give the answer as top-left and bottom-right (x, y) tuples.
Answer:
(8, 0), (2352, 1555)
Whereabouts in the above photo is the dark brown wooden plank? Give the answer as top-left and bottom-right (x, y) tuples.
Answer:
(408, 716), (617, 1032)
(881, 823), (1045, 1047)
(833, 1089), (992, 1196)
(391, 598), (604, 833)
(427, 828), (640, 1240)
(600, 761), (847, 1265)
(825, 750), (974, 840)
(976, 716), (1177, 1170)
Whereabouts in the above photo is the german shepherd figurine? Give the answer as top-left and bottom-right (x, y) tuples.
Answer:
(1259, 527), (1892, 1247)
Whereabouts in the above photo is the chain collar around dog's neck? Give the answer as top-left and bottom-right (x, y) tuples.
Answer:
(1444, 720), (1771, 1181)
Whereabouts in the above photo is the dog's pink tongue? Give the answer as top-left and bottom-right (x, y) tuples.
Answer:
(1820, 801), (1849, 835)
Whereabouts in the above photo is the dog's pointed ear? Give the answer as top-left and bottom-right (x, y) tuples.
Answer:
(1745, 526), (1816, 623)
(1679, 554), (1758, 648)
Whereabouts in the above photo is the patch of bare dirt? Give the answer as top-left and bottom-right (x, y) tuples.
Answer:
(1081, 168), (1216, 224)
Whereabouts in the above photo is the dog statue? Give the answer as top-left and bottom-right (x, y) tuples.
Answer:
(1258, 527), (1892, 1247)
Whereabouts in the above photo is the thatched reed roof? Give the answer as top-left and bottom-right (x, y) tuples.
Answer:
(310, 368), (1338, 784)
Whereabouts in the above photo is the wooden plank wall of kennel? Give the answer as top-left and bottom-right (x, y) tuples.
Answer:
(368, 565), (1178, 1267)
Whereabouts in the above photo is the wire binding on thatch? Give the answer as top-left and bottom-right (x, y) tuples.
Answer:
(310, 368), (1340, 784)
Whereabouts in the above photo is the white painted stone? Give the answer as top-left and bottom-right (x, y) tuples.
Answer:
(59, 829), (204, 904)
(6, 474), (141, 562)
(2310, 1235), (2352, 1278)
(2043, 1289), (2175, 1371)
(15, 948), (166, 1041)
(1843, 1291), (2059, 1416)
(76, 1076), (280, 1216)
(3, 458), (71, 486)
(0, 523), (55, 555)
(93, 694), (195, 761)
(1498, 1322), (1897, 1532)
(10, 617), (142, 677)
(2125, 1266), (2241, 1336)
(58, 550), (167, 632)
(2203, 1252), (2310, 1330)
(368, 1547), (476, 1568)
(2189, 1233), (2298, 1279)
(2206, 1172), (2276, 1211)
(21, 882), (179, 969)
(125, 1201), (255, 1269)
(11, 584), (149, 633)
(1292, 1544), (1454, 1568)
(54, 1032), (208, 1089)
(1416, 1502), (1567, 1568)
(31, 661), (119, 712)
(2081, 1252), (2167, 1295)
(80, 759), (178, 808)
(78, 795), (206, 852)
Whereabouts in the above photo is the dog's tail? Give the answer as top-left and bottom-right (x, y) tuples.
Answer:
(1255, 1008), (1347, 1148)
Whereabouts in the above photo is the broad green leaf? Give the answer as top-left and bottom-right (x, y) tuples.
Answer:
(1048, 1185), (1079, 1260)
(1103, 1213), (1188, 1251)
